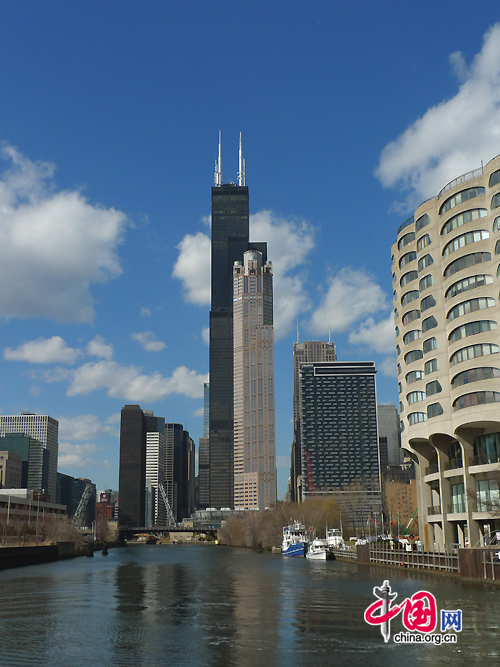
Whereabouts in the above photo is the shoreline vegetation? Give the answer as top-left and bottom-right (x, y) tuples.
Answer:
(219, 499), (342, 550)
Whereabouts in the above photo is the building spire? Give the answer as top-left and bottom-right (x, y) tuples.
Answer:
(297, 319), (300, 344)
(328, 322), (331, 344)
(214, 129), (222, 186)
(237, 132), (245, 186)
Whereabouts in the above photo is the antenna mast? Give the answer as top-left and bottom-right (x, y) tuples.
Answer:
(237, 132), (245, 186)
(214, 129), (222, 186)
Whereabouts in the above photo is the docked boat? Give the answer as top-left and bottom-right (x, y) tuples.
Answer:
(306, 538), (334, 561)
(325, 527), (345, 550)
(282, 521), (308, 556)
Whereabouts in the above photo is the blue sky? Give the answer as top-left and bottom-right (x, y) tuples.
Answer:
(1, 2), (500, 500)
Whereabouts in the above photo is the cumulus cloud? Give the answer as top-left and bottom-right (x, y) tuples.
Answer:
(376, 23), (500, 209)
(66, 361), (207, 401)
(140, 307), (152, 317)
(348, 315), (395, 354)
(0, 144), (126, 322)
(131, 331), (166, 352)
(309, 268), (388, 335)
(173, 210), (315, 339)
(378, 356), (398, 378)
(58, 414), (118, 441)
(58, 442), (98, 468)
(201, 326), (209, 345)
(86, 335), (113, 360)
(192, 406), (204, 417)
(172, 232), (211, 305)
(4, 336), (82, 364)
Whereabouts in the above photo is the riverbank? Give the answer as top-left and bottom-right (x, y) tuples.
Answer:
(0, 540), (124, 570)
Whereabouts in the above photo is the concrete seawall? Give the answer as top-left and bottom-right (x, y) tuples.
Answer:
(0, 542), (76, 570)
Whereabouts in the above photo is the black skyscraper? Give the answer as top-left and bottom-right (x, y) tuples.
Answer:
(209, 167), (266, 508)
(118, 405), (147, 527)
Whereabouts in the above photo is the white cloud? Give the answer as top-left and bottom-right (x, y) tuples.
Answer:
(376, 23), (500, 209)
(276, 456), (289, 467)
(86, 335), (113, 360)
(58, 414), (118, 441)
(378, 356), (398, 378)
(172, 232), (211, 305)
(201, 326), (209, 345)
(4, 336), (82, 364)
(140, 307), (152, 317)
(192, 406), (204, 417)
(131, 331), (166, 352)
(309, 268), (388, 335)
(348, 315), (395, 354)
(66, 360), (207, 401)
(0, 144), (126, 322)
(58, 442), (98, 468)
(172, 210), (315, 339)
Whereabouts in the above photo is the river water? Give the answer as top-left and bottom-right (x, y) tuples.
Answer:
(0, 544), (498, 666)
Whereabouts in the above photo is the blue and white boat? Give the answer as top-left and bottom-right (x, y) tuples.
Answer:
(282, 521), (308, 556)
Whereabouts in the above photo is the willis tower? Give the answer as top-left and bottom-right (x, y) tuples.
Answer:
(208, 132), (267, 508)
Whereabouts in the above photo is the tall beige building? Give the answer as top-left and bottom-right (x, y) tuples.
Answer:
(392, 153), (500, 549)
(233, 250), (276, 509)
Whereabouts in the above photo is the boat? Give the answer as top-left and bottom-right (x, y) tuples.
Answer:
(282, 521), (308, 556)
(306, 538), (335, 560)
(325, 527), (345, 550)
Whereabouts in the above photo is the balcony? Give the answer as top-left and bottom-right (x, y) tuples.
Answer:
(470, 453), (500, 467)
(425, 463), (439, 475)
(445, 458), (463, 471)
(427, 505), (442, 516)
(447, 503), (467, 514)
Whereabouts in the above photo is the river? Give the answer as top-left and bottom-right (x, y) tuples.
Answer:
(0, 544), (498, 666)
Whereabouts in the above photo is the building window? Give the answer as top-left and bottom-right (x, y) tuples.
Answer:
(476, 479), (500, 511)
(403, 330), (422, 345)
(420, 295), (436, 312)
(449, 320), (497, 344)
(443, 230), (490, 258)
(398, 382), (402, 394)
(452, 366), (500, 389)
(489, 170), (500, 188)
(423, 337), (438, 353)
(401, 290), (419, 306)
(444, 252), (491, 279)
(422, 316), (438, 333)
(406, 370), (425, 384)
(451, 483), (466, 513)
(439, 187), (485, 215)
(492, 193), (500, 210)
(419, 274), (434, 291)
(396, 344), (401, 356)
(427, 402), (444, 418)
(407, 390), (425, 405)
(426, 380), (442, 396)
(408, 412), (427, 425)
(441, 208), (487, 235)
(424, 358), (440, 374)
(496, 240), (500, 255)
(445, 274), (493, 300)
(447, 297), (495, 322)
(398, 232), (416, 249)
(493, 216), (500, 232)
(453, 391), (500, 411)
(405, 349), (424, 365)
(417, 234), (431, 251)
(395, 326), (400, 337)
(400, 270), (418, 287)
(397, 363), (402, 375)
(402, 310), (420, 326)
(450, 343), (499, 366)
(418, 254), (434, 271)
(415, 213), (430, 232)
(399, 251), (417, 268)
(399, 401), (404, 413)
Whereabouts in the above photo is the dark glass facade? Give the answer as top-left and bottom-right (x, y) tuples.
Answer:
(300, 361), (379, 494)
(1, 432), (49, 493)
(118, 405), (147, 527)
(209, 184), (266, 508)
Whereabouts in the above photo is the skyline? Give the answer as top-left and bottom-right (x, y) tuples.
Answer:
(1, 4), (500, 499)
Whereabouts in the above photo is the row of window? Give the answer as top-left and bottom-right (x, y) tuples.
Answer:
(407, 403), (444, 424)
(404, 365), (500, 391)
(440, 187), (485, 216)
(417, 234), (431, 251)
(453, 391), (500, 411)
(445, 273), (493, 300)
(450, 343), (499, 366)
(447, 296), (494, 322)
(443, 230), (489, 258)
(449, 319), (497, 344)
(444, 251), (490, 279)
(441, 208), (487, 236)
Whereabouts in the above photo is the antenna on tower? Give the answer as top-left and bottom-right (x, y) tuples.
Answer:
(237, 132), (245, 186)
(297, 319), (300, 344)
(214, 129), (222, 186)
(328, 322), (332, 344)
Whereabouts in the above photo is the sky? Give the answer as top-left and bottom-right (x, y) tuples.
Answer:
(1, 2), (500, 500)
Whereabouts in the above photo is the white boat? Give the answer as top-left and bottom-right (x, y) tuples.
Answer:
(326, 528), (345, 549)
(306, 538), (334, 560)
(282, 521), (308, 556)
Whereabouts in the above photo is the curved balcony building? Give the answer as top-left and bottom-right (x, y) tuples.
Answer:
(392, 154), (500, 548)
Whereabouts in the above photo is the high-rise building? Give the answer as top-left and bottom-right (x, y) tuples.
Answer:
(0, 413), (58, 501)
(198, 383), (210, 509)
(0, 451), (22, 488)
(146, 431), (166, 526)
(233, 250), (276, 509)
(0, 432), (50, 493)
(377, 405), (402, 469)
(57, 473), (96, 526)
(290, 340), (337, 501)
(299, 361), (380, 496)
(118, 405), (147, 527)
(392, 154), (500, 548)
(209, 133), (267, 508)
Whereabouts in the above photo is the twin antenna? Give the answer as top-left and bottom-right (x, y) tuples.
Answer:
(214, 130), (245, 187)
